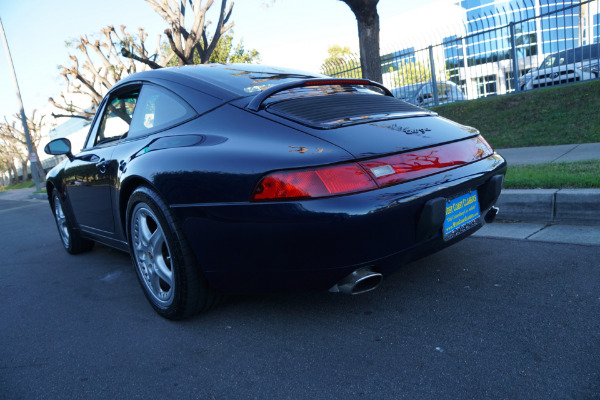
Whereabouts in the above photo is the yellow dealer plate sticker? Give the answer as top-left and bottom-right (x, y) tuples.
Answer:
(444, 190), (480, 239)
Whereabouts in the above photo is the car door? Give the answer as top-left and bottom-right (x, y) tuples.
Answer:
(64, 85), (141, 235)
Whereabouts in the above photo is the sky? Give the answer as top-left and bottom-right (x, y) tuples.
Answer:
(0, 0), (449, 124)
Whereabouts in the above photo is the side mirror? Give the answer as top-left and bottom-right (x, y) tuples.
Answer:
(44, 138), (74, 160)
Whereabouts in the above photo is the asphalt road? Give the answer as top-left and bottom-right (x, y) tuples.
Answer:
(1, 199), (599, 400)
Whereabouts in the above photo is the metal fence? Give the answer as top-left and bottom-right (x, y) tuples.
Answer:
(322, 0), (600, 106)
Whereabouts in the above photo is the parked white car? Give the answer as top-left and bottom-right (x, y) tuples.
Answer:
(520, 44), (600, 90)
(391, 81), (466, 107)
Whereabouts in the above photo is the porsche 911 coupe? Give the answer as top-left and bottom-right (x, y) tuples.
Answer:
(44, 64), (506, 320)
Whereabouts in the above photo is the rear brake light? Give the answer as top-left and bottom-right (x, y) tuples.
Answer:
(360, 136), (493, 187)
(303, 79), (371, 87)
(251, 136), (493, 201)
(252, 164), (376, 201)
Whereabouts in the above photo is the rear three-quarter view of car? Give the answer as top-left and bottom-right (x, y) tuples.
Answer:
(44, 64), (506, 320)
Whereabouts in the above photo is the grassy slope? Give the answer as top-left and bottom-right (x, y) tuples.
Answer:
(504, 160), (600, 188)
(432, 79), (600, 149)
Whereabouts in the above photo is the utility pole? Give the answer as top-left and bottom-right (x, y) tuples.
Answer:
(0, 17), (42, 191)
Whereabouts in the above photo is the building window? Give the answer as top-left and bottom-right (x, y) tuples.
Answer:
(476, 74), (497, 96)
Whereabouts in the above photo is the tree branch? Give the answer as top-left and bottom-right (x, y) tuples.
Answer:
(121, 48), (163, 69)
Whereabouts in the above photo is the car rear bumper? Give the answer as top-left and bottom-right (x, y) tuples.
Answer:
(171, 153), (506, 294)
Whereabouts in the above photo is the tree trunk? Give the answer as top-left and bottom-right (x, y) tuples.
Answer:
(21, 160), (28, 182)
(31, 144), (45, 184)
(341, 0), (382, 83)
(11, 164), (19, 184)
(35, 159), (45, 183)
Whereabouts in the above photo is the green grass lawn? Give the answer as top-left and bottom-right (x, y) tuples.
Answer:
(433, 79), (600, 149)
(503, 160), (600, 189)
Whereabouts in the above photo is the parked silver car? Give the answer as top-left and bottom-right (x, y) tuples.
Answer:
(391, 81), (466, 107)
(520, 44), (600, 90)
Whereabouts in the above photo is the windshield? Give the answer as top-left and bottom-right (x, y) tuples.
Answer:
(392, 84), (422, 99)
(541, 54), (562, 68)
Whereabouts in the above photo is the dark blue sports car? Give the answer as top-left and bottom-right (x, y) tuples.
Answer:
(44, 64), (506, 320)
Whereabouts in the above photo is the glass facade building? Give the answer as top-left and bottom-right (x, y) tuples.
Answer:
(449, 0), (599, 97)
(328, 1), (599, 100)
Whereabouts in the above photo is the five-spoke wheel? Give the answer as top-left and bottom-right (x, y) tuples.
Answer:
(131, 204), (175, 307)
(127, 186), (215, 319)
(51, 189), (94, 254)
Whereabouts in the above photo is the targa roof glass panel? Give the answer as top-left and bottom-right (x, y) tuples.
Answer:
(171, 63), (327, 97)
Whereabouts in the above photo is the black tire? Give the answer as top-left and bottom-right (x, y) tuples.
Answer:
(126, 186), (217, 320)
(51, 189), (95, 254)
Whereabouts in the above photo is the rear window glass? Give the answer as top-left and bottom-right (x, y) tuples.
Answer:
(264, 85), (386, 105)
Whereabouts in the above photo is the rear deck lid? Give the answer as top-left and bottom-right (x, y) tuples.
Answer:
(238, 79), (480, 158)
(294, 112), (481, 159)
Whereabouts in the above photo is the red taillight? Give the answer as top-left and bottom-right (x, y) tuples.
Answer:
(252, 164), (377, 201)
(251, 136), (493, 201)
(360, 136), (493, 187)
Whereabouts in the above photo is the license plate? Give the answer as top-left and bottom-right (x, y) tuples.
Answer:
(443, 190), (480, 239)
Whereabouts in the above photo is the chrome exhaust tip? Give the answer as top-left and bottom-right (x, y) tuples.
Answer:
(485, 206), (499, 223)
(329, 267), (383, 295)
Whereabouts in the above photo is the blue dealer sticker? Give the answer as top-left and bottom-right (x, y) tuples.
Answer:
(444, 190), (480, 238)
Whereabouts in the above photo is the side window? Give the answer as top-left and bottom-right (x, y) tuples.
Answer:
(128, 84), (196, 139)
(421, 84), (433, 98)
(437, 83), (450, 99)
(91, 89), (140, 147)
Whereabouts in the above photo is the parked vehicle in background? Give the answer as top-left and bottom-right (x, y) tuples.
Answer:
(519, 43), (600, 90)
(391, 81), (466, 107)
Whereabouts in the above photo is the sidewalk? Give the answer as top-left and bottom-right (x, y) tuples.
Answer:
(477, 141), (600, 245)
(499, 142), (600, 165)
(0, 187), (44, 202)
(494, 141), (600, 226)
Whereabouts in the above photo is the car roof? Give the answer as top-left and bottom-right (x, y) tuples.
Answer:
(116, 64), (324, 100)
(394, 81), (459, 90)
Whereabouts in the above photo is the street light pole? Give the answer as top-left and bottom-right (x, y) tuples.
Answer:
(0, 17), (42, 191)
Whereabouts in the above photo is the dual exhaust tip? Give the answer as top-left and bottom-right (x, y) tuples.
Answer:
(329, 267), (383, 295)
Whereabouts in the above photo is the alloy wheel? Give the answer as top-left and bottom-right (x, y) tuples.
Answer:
(131, 205), (175, 306)
(53, 194), (70, 248)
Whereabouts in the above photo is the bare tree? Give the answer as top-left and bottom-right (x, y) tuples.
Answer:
(141, 0), (234, 65)
(53, 1), (234, 121)
(0, 142), (18, 185)
(0, 110), (46, 183)
(0, 138), (26, 184)
(51, 26), (160, 120)
(339, 0), (382, 83)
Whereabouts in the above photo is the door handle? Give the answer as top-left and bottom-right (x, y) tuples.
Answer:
(96, 158), (109, 174)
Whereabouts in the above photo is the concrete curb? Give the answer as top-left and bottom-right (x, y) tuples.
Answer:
(496, 189), (600, 225)
(28, 192), (47, 200)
